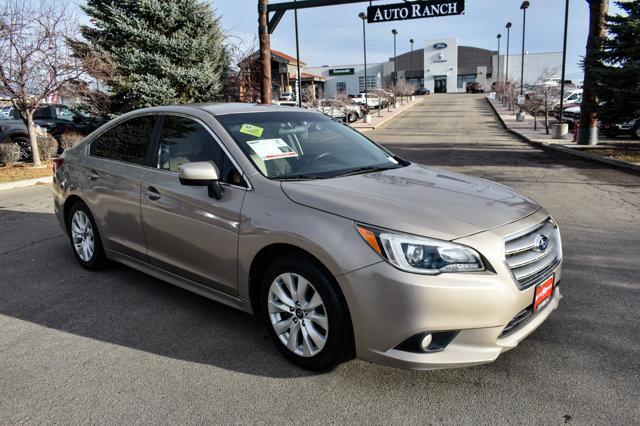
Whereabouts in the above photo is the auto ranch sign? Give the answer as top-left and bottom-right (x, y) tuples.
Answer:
(367, 0), (465, 23)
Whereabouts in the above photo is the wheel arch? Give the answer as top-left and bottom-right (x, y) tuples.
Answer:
(247, 243), (347, 317)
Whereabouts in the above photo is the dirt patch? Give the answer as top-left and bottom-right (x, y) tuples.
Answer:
(575, 148), (640, 165)
(0, 162), (52, 183)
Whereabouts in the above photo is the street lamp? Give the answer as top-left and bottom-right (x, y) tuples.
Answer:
(519, 1), (529, 96)
(294, 0), (302, 107)
(410, 38), (414, 92)
(392, 29), (397, 107)
(505, 22), (512, 87)
(358, 12), (370, 122)
(496, 34), (502, 88)
(559, 0), (570, 123)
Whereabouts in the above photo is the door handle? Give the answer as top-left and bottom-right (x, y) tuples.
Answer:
(87, 169), (99, 181)
(143, 186), (161, 200)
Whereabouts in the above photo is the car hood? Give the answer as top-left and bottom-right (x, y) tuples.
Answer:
(281, 163), (540, 240)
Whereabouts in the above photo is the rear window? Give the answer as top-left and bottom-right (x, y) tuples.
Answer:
(90, 115), (156, 165)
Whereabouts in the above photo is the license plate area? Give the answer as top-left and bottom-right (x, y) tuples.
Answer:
(534, 274), (555, 312)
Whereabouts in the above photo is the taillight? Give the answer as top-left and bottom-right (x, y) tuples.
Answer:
(52, 158), (64, 173)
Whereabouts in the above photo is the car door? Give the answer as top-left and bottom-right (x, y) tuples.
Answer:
(82, 114), (159, 260)
(140, 114), (248, 296)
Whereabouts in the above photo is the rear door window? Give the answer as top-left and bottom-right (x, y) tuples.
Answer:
(90, 115), (156, 165)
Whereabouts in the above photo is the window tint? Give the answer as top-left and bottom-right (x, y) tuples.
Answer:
(33, 107), (51, 119)
(156, 116), (244, 186)
(90, 115), (155, 165)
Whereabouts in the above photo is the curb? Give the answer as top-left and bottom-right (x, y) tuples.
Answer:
(0, 175), (52, 191)
(353, 98), (425, 132)
(486, 98), (640, 175)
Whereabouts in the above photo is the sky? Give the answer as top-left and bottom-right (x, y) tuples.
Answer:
(214, 0), (625, 80)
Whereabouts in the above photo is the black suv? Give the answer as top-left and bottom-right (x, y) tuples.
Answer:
(1, 104), (106, 161)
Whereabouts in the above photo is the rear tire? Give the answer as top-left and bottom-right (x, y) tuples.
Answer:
(260, 254), (354, 371)
(67, 201), (108, 270)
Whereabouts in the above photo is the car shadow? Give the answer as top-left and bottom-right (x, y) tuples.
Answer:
(0, 209), (315, 379)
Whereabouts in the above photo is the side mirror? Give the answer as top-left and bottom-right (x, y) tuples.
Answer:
(178, 162), (224, 200)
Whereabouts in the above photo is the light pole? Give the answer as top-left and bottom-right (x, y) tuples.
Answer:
(294, 0), (302, 107)
(558, 0), (570, 123)
(496, 33), (502, 88)
(358, 12), (370, 123)
(410, 38), (414, 92)
(392, 29), (397, 107)
(519, 1), (529, 97)
(505, 22), (512, 108)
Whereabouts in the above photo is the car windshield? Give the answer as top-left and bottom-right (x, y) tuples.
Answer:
(215, 111), (403, 180)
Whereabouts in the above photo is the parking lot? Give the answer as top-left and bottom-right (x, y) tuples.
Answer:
(1, 94), (639, 423)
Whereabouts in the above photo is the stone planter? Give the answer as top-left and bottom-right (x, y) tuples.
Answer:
(364, 113), (372, 124)
(551, 123), (569, 139)
(394, 101), (400, 109)
(516, 112), (526, 122)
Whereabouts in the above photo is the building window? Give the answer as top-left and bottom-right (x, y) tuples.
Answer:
(358, 76), (377, 92)
(336, 82), (347, 95)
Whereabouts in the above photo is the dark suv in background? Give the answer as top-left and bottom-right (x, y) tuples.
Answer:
(0, 104), (106, 161)
(466, 82), (485, 93)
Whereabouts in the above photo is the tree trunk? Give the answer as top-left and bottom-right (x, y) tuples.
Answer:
(534, 112), (537, 130)
(578, 0), (608, 145)
(25, 112), (42, 167)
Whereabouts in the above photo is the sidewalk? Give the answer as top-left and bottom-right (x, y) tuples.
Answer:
(350, 96), (425, 132)
(487, 97), (640, 173)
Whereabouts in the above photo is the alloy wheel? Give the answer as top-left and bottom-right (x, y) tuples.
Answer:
(71, 210), (95, 262)
(267, 272), (329, 357)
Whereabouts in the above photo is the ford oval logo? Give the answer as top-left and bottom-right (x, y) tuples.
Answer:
(433, 42), (448, 49)
(534, 234), (550, 253)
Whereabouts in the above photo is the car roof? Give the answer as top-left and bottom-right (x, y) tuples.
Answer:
(128, 102), (317, 117)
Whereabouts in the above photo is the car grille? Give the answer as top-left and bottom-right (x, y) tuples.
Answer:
(564, 111), (580, 120)
(504, 219), (561, 289)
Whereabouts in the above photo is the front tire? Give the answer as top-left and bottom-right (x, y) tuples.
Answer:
(260, 254), (354, 371)
(67, 201), (108, 270)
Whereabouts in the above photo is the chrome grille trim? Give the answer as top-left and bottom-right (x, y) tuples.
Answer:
(504, 218), (562, 289)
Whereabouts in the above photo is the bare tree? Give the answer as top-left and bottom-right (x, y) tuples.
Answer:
(221, 36), (262, 103)
(0, 0), (85, 166)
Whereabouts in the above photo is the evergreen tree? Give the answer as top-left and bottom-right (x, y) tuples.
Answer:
(591, 1), (640, 124)
(73, 0), (229, 112)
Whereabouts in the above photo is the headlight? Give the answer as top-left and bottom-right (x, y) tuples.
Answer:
(356, 224), (485, 275)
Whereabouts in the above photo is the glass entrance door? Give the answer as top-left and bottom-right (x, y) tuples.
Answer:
(434, 76), (447, 93)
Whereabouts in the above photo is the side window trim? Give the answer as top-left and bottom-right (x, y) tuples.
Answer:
(151, 113), (252, 191)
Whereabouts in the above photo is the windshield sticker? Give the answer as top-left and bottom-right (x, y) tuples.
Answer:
(240, 124), (264, 138)
(247, 138), (298, 160)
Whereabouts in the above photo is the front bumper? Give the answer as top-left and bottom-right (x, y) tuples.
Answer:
(336, 210), (562, 370)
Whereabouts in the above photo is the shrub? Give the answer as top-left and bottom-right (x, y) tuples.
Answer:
(59, 130), (85, 150)
(0, 142), (21, 165)
(35, 127), (58, 161)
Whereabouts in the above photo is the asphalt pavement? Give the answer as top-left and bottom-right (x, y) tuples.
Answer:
(1, 94), (639, 423)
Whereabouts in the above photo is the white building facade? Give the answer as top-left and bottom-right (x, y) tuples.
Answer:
(302, 36), (562, 97)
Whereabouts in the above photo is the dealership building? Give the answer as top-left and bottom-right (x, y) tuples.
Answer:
(304, 37), (562, 98)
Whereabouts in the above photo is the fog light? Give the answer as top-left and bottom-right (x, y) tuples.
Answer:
(420, 333), (433, 351)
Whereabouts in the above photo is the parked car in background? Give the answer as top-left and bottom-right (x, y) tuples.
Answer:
(414, 87), (431, 96)
(53, 103), (562, 371)
(0, 114), (56, 161)
(466, 82), (485, 93)
(349, 93), (388, 109)
(279, 92), (294, 101)
(561, 106), (581, 128)
(310, 99), (352, 122)
(32, 104), (106, 139)
(600, 118), (640, 139)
